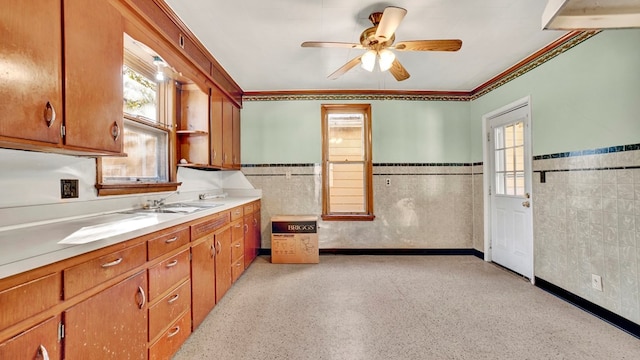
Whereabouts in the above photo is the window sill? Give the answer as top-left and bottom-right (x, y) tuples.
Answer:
(96, 182), (181, 196)
(321, 214), (375, 221)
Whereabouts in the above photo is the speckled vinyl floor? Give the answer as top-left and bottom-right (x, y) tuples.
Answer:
(173, 255), (640, 360)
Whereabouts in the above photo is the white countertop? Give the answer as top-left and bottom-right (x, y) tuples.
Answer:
(0, 196), (260, 280)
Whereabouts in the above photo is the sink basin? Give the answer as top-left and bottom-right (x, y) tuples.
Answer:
(121, 202), (223, 215)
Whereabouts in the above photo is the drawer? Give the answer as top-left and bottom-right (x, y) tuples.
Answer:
(191, 212), (230, 240)
(0, 272), (61, 331)
(147, 227), (190, 261)
(0, 315), (61, 360)
(149, 279), (191, 342)
(230, 206), (243, 221)
(243, 203), (254, 215)
(231, 218), (244, 242)
(231, 239), (244, 263)
(148, 249), (190, 301)
(64, 243), (146, 299)
(149, 310), (191, 360)
(231, 257), (244, 283)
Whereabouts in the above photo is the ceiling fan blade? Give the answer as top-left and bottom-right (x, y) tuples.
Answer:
(388, 59), (410, 81)
(301, 41), (363, 49)
(394, 39), (463, 52)
(375, 7), (407, 42)
(328, 56), (362, 80)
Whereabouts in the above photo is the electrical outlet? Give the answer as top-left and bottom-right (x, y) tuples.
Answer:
(385, 178), (391, 186)
(61, 179), (79, 199)
(592, 274), (603, 292)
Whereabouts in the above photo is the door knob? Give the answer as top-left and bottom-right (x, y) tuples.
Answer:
(522, 201), (530, 208)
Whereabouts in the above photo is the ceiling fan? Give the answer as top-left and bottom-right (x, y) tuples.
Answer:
(301, 6), (462, 81)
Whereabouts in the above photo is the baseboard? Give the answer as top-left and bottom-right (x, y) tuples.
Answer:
(258, 248), (476, 256)
(472, 249), (484, 259)
(535, 277), (640, 339)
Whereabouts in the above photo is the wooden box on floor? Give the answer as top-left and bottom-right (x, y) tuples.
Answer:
(271, 216), (318, 264)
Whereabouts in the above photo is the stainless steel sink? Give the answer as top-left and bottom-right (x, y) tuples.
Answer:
(121, 202), (224, 215)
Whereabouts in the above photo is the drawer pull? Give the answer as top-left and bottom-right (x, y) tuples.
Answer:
(234, 223), (242, 228)
(165, 236), (178, 244)
(37, 344), (49, 360)
(167, 326), (180, 338)
(168, 293), (180, 304)
(137, 286), (146, 309)
(234, 243), (241, 248)
(101, 257), (123, 268)
(166, 259), (179, 268)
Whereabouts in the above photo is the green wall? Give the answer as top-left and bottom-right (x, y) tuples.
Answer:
(242, 100), (471, 164)
(242, 29), (640, 165)
(469, 29), (640, 162)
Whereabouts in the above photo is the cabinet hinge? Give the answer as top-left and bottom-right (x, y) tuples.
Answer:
(61, 125), (66, 137)
(58, 322), (65, 341)
(488, 186), (492, 196)
(486, 131), (490, 142)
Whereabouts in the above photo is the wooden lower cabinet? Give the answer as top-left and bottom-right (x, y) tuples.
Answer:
(191, 234), (216, 329)
(214, 226), (232, 303)
(64, 271), (147, 359)
(149, 311), (191, 360)
(0, 315), (61, 360)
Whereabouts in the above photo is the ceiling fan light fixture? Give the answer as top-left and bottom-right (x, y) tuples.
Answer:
(378, 49), (395, 72)
(361, 50), (376, 72)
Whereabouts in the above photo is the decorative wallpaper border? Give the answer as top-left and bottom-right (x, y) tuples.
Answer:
(532, 143), (640, 160)
(243, 31), (599, 102)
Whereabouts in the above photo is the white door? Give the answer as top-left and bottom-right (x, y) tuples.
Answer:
(483, 97), (533, 280)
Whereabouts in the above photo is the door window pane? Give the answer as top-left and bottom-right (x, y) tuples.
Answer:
(494, 121), (525, 196)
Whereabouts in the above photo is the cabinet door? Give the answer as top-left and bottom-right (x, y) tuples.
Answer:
(63, 0), (123, 154)
(0, 0), (62, 145)
(222, 99), (233, 168)
(64, 271), (147, 359)
(232, 104), (241, 169)
(191, 235), (216, 329)
(0, 315), (61, 360)
(214, 226), (232, 303)
(243, 213), (256, 268)
(210, 88), (224, 167)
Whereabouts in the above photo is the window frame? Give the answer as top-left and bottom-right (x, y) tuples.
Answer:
(321, 104), (374, 221)
(96, 41), (180, 196)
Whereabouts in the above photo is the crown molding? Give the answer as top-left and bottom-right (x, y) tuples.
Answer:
(243, 30), (599, 102)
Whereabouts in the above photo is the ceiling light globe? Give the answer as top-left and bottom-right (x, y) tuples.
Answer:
(378, 49), (396, 72)
(361, 50), (376, 72)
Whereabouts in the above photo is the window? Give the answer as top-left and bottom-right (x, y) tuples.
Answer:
(494, 121), (525, 196)
(321, 104), (374, 221)
(96, 35), (179, 196)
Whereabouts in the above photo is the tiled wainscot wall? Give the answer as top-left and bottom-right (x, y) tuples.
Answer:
(243, 163), (485, 250)
(533, 144), (640, 324)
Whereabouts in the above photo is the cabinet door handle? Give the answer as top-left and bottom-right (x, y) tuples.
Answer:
(253, 218), (258, 226)
(216, 240), (221, 255)
(101, 257), (123, 268)
(210, 243), (216, 258)
(137, 286), (146, 309)
(165, 236), (178, 244)
(166, 259), (179, 268)
(111, 121), (121, 141)
(168, 293), (180, 304)
(167, 326), (181, 338)
(36, 344), (49, 360)
(244, 223), (249, 233)
(44, 102), (56, 128)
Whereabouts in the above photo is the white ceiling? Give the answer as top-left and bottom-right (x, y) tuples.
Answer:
(164, 0), (569, 92)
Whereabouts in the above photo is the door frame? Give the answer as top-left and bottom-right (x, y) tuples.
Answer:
(482, 95), (534, 282)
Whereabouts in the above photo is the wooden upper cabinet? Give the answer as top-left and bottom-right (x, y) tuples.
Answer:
(210, 88), (224, 168)
(222, 98), (234, 168)
(232, 104), (241, 169)
(0, 0), (63, 146)
(63, 0), (124, 154)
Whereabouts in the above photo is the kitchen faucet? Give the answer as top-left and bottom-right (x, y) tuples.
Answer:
(148, 191), (179, 208)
